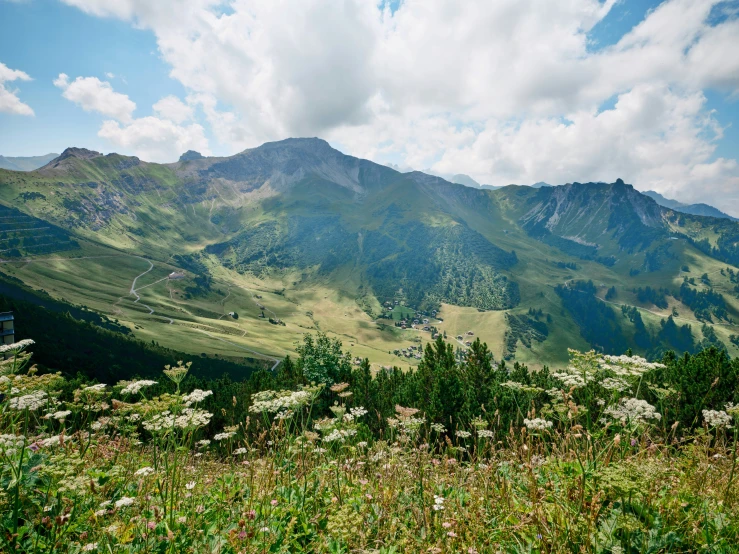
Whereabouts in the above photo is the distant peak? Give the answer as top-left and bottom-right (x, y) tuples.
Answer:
(179, 150), (204, 162)
(615, 178), (625, 185)
(57, 147), (102, 162)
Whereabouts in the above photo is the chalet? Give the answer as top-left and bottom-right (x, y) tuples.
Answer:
(0, 312), (14, 346)
(168, 271), (185, 280)
(423, 326), (430, 332)
(465, 341), (472, 346)
(422, 318), (429, 324)
(467, 331), (474, 336)
(457, 335), (463, 341)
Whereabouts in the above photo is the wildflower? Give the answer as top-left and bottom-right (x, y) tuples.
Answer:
(478, 429), (494, 438)
(41, 435), (61, 448)
(249, 389), (314, 414)
(270, 499), (278, 506)
(197, 439), (211, 447)
(455, 430), (472, 439)
(178, 516), (187, 524)
(94, 509), (106, 517)
(115, 497), (135, 508)
(163, 361), (190, 386)
(259, 527), (270, 533)
(433, 495), (445, 511)
(604, 398), (661, 425)
(8, 390), (48, 411)
(183, 388), (213, 405)
(214, 431), (236, 441)
(350, 406), (368, 418)
(119, 380), (158, 395)
(524, 418), (553, 431)
(447, 531), (458, 537)
(185, 482), (196, 490)
(82, 543), (98, 551)
(601, 377), (630, 392)
(442, 521), (452, 528)
(233, 447), (248, 455)
(431, 423), (446, 433)
(134, 467), (155, 477)
(0, 339), (34, 357)
(46, 410), (71, 420)
(323, 429), (357, 443)
(703, 409), (733, 428)
(357, 441), (368, 448)
(83, 384), (108, 394)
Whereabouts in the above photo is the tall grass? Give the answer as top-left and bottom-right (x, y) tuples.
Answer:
(1, 339), (738, 553)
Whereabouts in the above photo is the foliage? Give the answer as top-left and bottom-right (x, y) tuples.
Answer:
(1, 337), (739, 553)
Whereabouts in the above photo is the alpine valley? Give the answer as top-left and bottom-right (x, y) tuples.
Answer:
(2, 137), (739, 374)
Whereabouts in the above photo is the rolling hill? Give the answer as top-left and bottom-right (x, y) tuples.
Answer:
(2, 137), (739, 369)
(0, 153), (59, 171)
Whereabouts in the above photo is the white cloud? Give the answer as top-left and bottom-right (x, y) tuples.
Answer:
(59, 0), (739, 210)
(0, 61), (34, 116)
(98, 116), (210, 163)
(54, 73), (136, 123)
(153, 95), (193, 124)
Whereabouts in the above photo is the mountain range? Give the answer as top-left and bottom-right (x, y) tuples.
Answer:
(0, 153), (59, 172)
(1, 137), (739, 367)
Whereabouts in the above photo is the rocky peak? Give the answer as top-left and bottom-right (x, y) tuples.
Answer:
(179, 150), (204, 162)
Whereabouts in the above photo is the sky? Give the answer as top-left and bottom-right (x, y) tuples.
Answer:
(1, 0), (739, 213)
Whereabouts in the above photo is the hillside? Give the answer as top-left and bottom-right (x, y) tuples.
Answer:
(2, 138), (739, 368)
(643, 190), (737, 221)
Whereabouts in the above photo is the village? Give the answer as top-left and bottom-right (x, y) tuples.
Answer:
(375, 298), (480, 363)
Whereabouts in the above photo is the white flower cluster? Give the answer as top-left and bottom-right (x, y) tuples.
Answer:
(233, 447), (248, 455)
(142, 408), (213, 432)
(41, 435), (61, 448)
(44, 410), (72, 421)
(599, 355), (664, 377)
(83, 384), (107, 394)
(431, 423), (446, 434)
(323, 428), (357, 443)
(455, 430), (472, 439)
(214, 431), (236, 441)
(703, 409), (733, 428)
(114, 497), (135, 508)
(120, 380), (158, 395)
(478, 429), (494, 438)
(0, 338), (34, 354)
(604, 397), (661, 425)
(183, 388), (213, 406)
(600, 377), (630, 392)
(342, 406), (368, 422)
(433, 495), (445, 511)
(134, 467), (155, 477)
(524, 418), (553, 431)
(249, 389), (313, 414)
(0, 434), (25, 456)
(552, 366), (591, 389)
(8, 390), (48, 411)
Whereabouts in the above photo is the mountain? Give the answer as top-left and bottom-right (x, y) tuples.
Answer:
(451, 174), (481, 188)
(0, 153), (59, 171)
(2, 138), (739, 367)
(643, 190), (736, 221)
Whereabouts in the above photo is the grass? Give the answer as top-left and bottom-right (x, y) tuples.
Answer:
(2, 343), (739, 553)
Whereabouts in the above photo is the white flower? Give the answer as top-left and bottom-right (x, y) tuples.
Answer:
(323, 429), (357, 443)
(8, 390), (48, 411)
(0, 339), (34, 354)
(134, 467), (155, 477)
(0, 434), (25, 456)
(214, 431), (236, 441)
(233, 447), (248, 455)
(430, 423), (446, 434)
(183, 389), (213, 406)
(350, 406), (368, 418)
(524, 418), (553, 431)
(41, 435), (61, 448)
(703, 409), (733, 428)
(82, 543), (98, 551)
(114, 496), (135, 508)
(433, 495), (445, 511)
(120, 380), (158, 395)
(478, 429), (494, 438)
(185, 481), (196, 490)
(600, 377), (629, 392)
(455, 430), (472, 439)
(604, 398), (661, 425)
(249, 389), (314, 414)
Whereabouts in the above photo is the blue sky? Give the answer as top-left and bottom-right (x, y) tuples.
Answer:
(1, 0), (738, 211)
